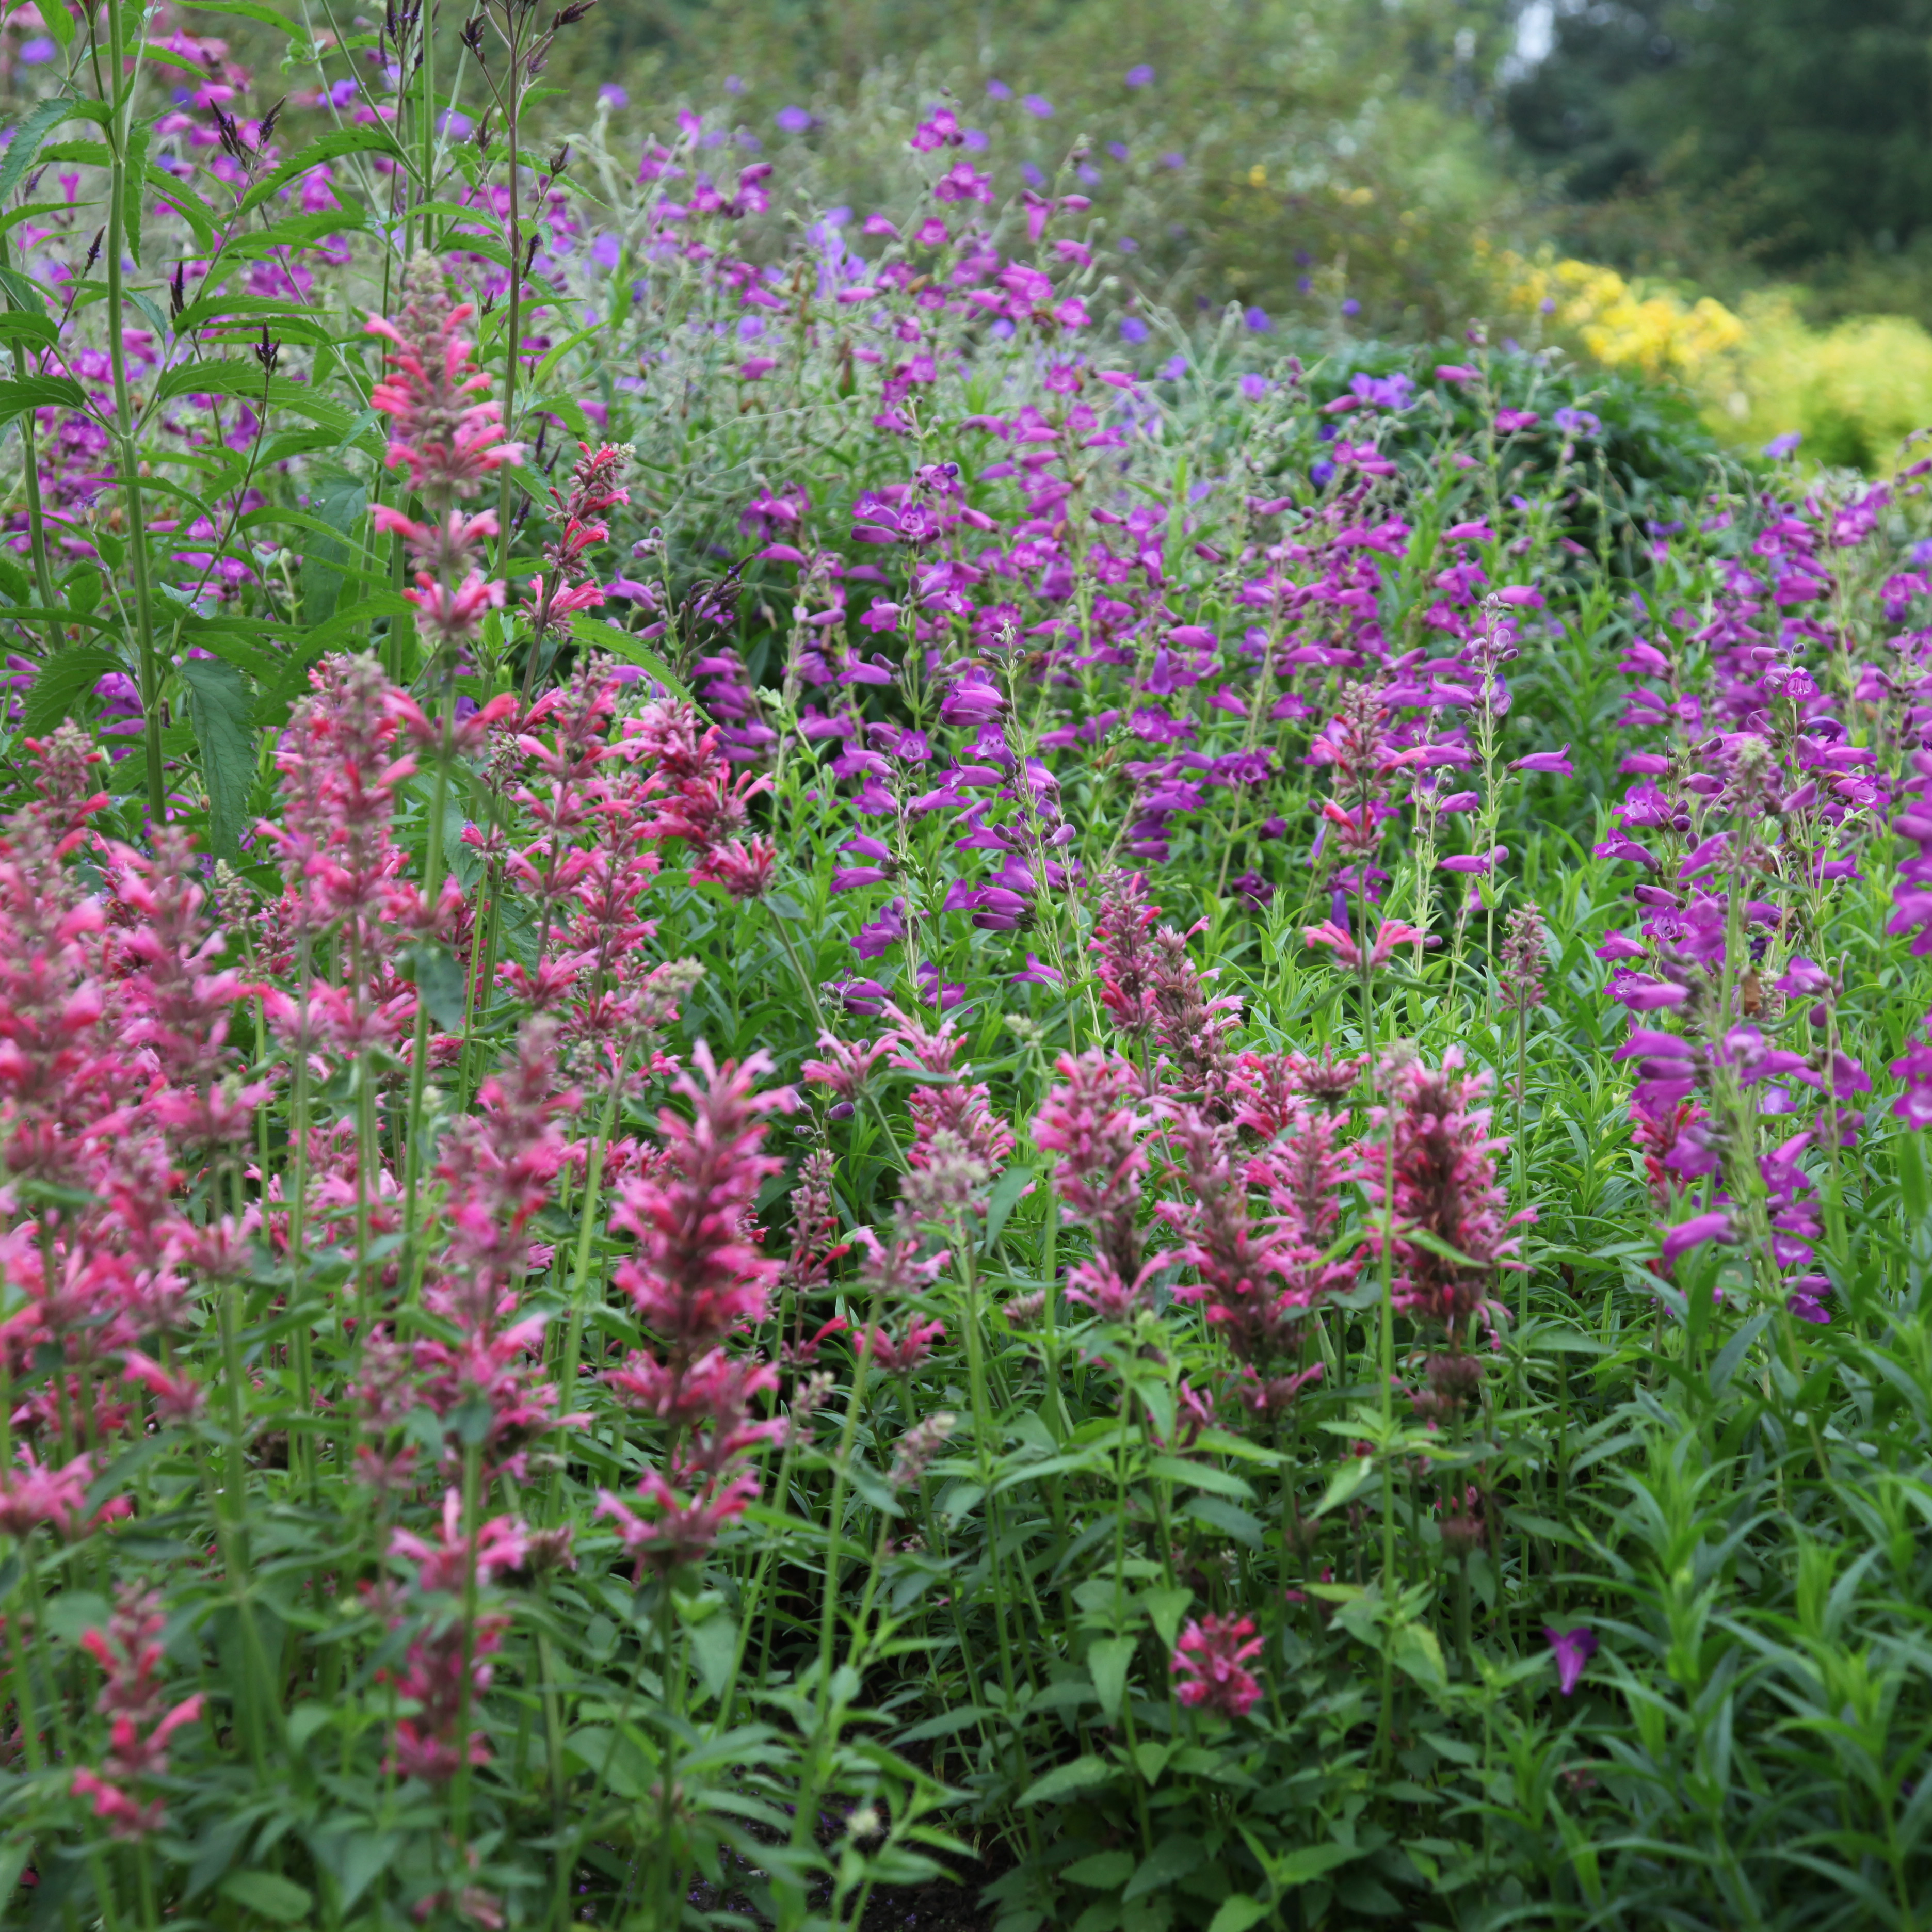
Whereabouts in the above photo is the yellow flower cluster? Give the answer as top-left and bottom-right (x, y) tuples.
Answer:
(1491, 249), (1746, 380)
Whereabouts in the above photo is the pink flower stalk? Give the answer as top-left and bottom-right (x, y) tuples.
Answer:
(1063, 1254), (1163, 1323)
(524, 441), (633, 644)
(1157, 1108), (1288, 1351)
(799, 1031), (894, 1098)
(1171, 1614), (1265, 1718)
(1499, 901), (1550, 1012)
(0, 1448), (94, 1539)
(390, 1488), (530, 1594)
(1149, 925), (1243, 1105)
(1360, 1049), (1531, 1337)
(1302, 915), (1436, 971)
(1090, 870), (1162, 1037)
(605, 1344), (778, 1431)
(691, 834), (777, 899)
(608, 1043), (793, 1354)
(70, 1588), (205, 1839)
(120, 1349), (204, 1423)
(596, 1463), (762, 1576)
(259, 653), (418, 945)
(781, 1148), (847, 1299)
(366, 251), (521, 497)
(858, 1317), (947, 1373)
(382, 1614), (509, 1784)
(1033, 1048), (1149, 1279)
(886, 1007), (1016, 1177)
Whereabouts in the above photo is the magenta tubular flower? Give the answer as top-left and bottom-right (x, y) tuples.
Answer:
(858, 1317), (947, 1372)
(597, 1463), (763, 1577)
(383, 1614), (509, 1783)
(69, 1588), (205, 1839)
(1303, 915), (1436, 971)
(1171, 1613), (1265, 1718)
(1361, 1049), (1530, 1337)
(1033, 1048), (1149, 1277)
(1660, 1210), (1735, 1267)
(1090, 870), (1162, 1036)
(366, 251), (521, 497)
(608, 1043), (794, 1354)
(887, 1007), (1017, 1175)
(1544, 1624), (1598, 1695)
(389, 1488), (530, 1594)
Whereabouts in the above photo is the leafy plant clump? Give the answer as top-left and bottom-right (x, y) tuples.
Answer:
(3, 12), (1932, 1932)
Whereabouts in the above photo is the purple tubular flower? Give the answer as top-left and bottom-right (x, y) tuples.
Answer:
(1661, 1211), (1734, 1266)
(939, 677), (1005, 727)
(850, 899), (907, 961)
(1544, 1625), (1597, 1695)
(1510, 746), (1574, 776)
(1613, 975), (1690, 1011)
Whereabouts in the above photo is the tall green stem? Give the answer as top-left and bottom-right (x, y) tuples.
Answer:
(101, 0), (165, 825)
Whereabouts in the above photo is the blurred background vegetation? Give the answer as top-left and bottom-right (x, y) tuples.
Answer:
(52, 0), (1926, 471)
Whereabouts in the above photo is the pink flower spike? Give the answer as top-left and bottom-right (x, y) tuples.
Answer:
(1171, 1613), (1265, 1718)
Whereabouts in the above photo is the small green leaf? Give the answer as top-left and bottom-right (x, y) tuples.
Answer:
(1087, 1635), (1135, 1724)
(1184, 1493), (1264, 1548)
(179, 656), (257, 860)
(0, 375), (88, 419)
(686, 1608), (738, 1701)
(299, 467), (366, 629)
(1018, 1753), (1113, 1806)
(981, 1162), (1035, 1249)
(1062, 1849), (1134, 1889)
(1391, 1619), (1448, 1696)
(569, 612), (690, 697)
(0, 99), (77, 205)
(23, 646), (123, 738)
(1140, 1585), (1193, 1651)
(219, 1869), (314, 1923)
(1208, 1898), (1269, 1932)
(403, 941), (468, 1031)
(1125, 1835), (1204, 1901)
(1147, 1455), (1253, 1499)
(1315, 1453), (1377, 1517)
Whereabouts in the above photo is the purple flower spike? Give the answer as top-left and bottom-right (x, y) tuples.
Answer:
(1544, 1626), (1597, 1695)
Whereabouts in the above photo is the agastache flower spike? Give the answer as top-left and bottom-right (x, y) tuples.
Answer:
(1171, 1614), (1265, 1718)
(366, 251), (521, 497)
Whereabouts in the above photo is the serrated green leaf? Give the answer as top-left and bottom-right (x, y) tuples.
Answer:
(1315, 1453), (1377, 1517)
(569, 613), (690, 697)
(0, 99), (77, 206)
(1147, 1454), (1253, 1499)
(1087, 1635), (1135, 1723)
(24, 646), (122, 737)
(1208, 1898), (1269, 1932)
(179, 656), (256, 860)
(123, 120), (150, 269)
(1391, 1619), (1448, 1696)
(402, 941), (467, 1031)
(300, 468), (366, 629)
(1125, 1834), (1205, 1902)
(0, 376), (88, 419)
(1019, 1753), (1114, 1805)
(1184, 1492), (1263, 1547)
(687, 1608), (738, 1701)
(219, 1869), (313, 1923)
(1062, 1849), (1134, 1889)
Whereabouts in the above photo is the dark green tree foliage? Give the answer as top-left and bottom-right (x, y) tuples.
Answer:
(1506, 0), (1932, 265)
